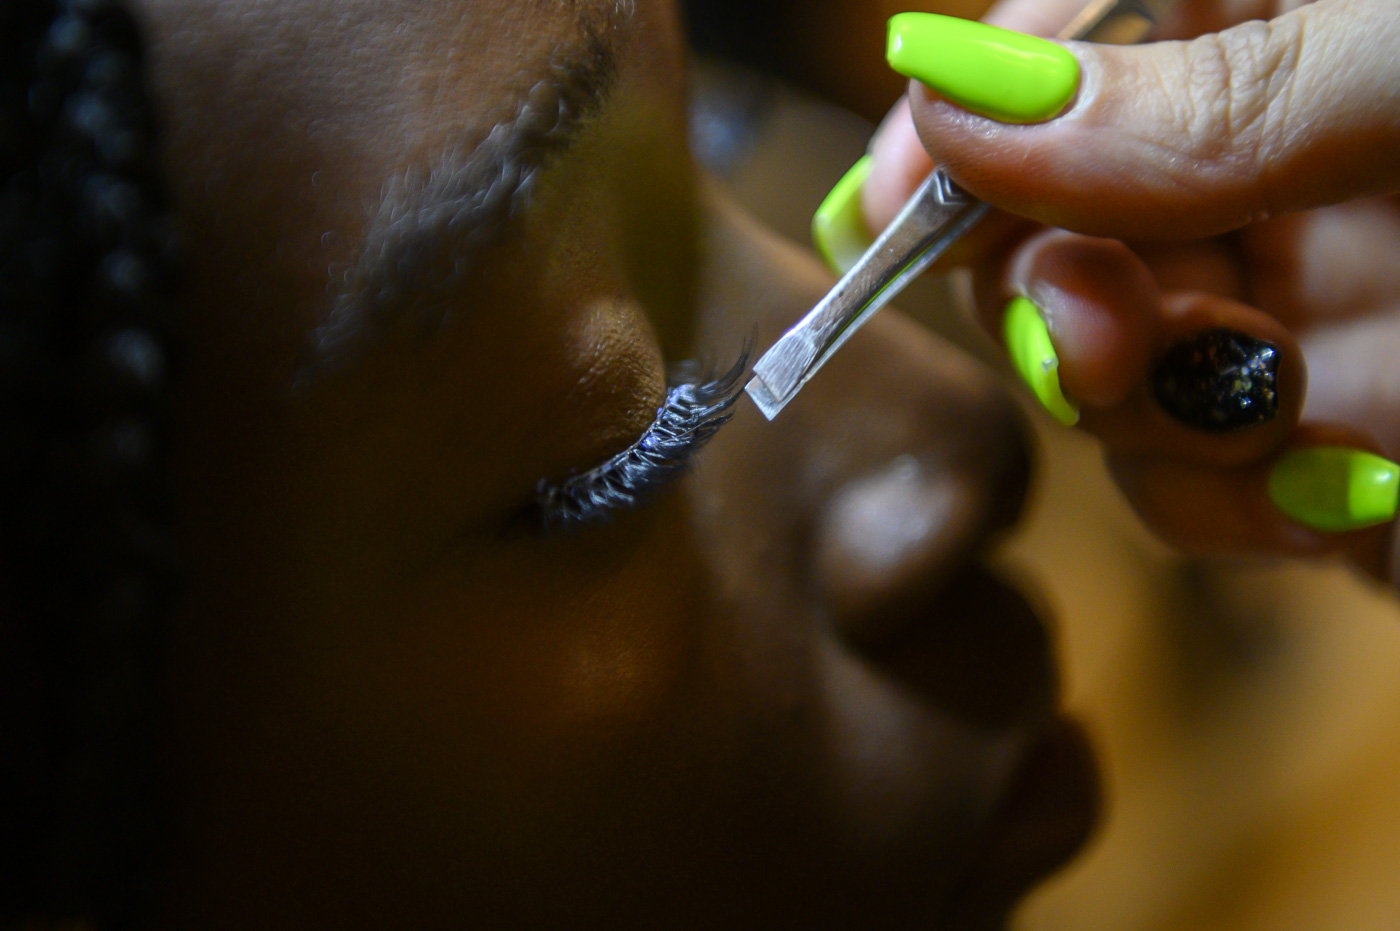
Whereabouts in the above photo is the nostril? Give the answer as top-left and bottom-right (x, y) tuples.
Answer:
(815, 454), (982, 647)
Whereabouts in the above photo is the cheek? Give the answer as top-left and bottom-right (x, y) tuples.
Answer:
(304, 498), (707, 814)
(168, 493), (717, 917)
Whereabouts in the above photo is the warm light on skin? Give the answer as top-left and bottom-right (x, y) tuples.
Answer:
(122, 0), (1097, 927)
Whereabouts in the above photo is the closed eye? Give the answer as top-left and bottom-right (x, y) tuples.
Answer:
(534, 350), (748, 529)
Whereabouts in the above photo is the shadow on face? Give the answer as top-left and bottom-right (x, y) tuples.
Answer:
(101, 0), (1104, 926)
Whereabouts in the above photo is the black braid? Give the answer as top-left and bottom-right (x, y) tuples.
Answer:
(0, 0), (178, 926)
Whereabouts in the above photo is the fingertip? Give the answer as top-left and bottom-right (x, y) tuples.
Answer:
(811, 155), (875, 276)
(1153, 292), (1306, 451)
(980, 235), (1311, 477)
(996, 230), (1160, 409)
(1267, 445), (1399, 534)
(886, 13), (1080, 124)
(1265, 425), (1400, 583)
(1073, 292), (1304, 471)
(1151, 328), (1286, 435)
(894, 35), (1254, 239)
(1001, 295), (1080, 426)
(980, 0), (1089, 35)
(1107, 454), (1336, 557)
(1109, 425), (1399, 580)
(863, 97), (934, 233)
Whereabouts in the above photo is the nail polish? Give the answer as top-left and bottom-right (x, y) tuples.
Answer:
(1003, 296), (1078, 426)
(886, 13), (1079, 124)
(1151, 329), (1280, 433)
(811, 155), (874, 275)
(1268, 447), (1400, 532)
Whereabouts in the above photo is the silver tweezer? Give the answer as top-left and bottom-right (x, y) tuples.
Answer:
(745, 0), (1174, 420)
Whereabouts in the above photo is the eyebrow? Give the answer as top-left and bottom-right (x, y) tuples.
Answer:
(308, 7), (629, 370)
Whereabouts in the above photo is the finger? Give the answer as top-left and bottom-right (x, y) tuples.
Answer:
(862, 98), (934, 233)
(974, 230), (1161, 410)
(893, 0), (1400, 239)
(861, 0), (1093, 236)
(858, 101), (1032, 273)
(1085, 289), (1304, 466)
(980, 0), (1100, 34)
(1239, 196), (1400, 327)
(1110, 424), (1395, 582)
(976, 231), (1396, 582)
(1131, 237), (1248, 302)
(823, 96), (1033, 275)
(856, 0), (1282, 261)
(975, 230), (1306, 467)
(1298, 309), (1400, 458)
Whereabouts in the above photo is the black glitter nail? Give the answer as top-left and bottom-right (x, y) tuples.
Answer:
(1152, 329), (1280, 432)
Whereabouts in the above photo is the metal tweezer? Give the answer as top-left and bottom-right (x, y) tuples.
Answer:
(745, 0), (1174, 420)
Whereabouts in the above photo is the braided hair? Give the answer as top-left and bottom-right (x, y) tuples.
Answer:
(0, 0), (178, 926)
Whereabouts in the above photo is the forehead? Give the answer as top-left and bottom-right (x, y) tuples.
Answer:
(134, 0), (653, 384)
(143, 0), (609, 70)
(142, 0), (629, 174)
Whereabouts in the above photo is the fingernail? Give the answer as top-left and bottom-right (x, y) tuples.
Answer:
(1003, 296), (1078, 426)
(1268, 447), (1400, 532)
(886, 13), (1079, 124)
(812, 155), (874, 275)
(1152, 329), (1280, 433)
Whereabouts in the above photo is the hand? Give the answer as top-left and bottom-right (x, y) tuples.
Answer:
(856, 0), (1400, 581)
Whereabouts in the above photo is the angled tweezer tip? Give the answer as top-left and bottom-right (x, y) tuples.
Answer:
(745, 323), (823, 420)
(739, 0), (1169, 423)
(744, 373), (786, 421)
(743, 168), (988, 421)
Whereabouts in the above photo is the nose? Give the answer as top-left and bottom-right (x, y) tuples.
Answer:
(797, 310), (1033, 646)
(693, 197), (1036, 683)
(814, 453), (997, 642)
(783, 309), (1054, 731)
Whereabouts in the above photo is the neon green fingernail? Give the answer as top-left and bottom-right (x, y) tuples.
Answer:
(886, 13), (1080, 124)
(812, 155), (874, 275)
(1003, 296), (1078, 426)
(1267, 447), (1400, 532)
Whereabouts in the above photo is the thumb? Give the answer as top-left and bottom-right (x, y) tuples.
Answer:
(888, 0), (1400, 239)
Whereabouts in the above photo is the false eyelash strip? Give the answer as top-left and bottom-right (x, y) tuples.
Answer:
(535, 351), (749, 529)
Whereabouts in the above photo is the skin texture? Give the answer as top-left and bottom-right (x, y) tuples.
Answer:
(862, 0), (1400, 581)
(122, 0), (1096, 927)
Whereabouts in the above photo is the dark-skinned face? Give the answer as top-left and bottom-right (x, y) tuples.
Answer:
(133, 0), (1096, 927)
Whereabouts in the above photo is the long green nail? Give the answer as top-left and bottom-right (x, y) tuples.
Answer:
(812, 155), (874, 275)
(1268, 447), (1400, 532)
(1003, 296), (1078, 426)
(886, 13), (1080, 124)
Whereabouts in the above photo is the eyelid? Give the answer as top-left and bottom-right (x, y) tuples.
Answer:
(534, 349), (749, 529)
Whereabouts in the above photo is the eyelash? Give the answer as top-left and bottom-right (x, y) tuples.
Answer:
(534, 351), (749, 529)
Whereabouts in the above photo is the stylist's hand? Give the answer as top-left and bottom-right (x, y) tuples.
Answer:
(853, 0), (1400, 581)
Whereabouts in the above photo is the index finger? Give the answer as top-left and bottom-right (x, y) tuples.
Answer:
(981, 0), (1091, 32)
(860, 0), (1089, 235)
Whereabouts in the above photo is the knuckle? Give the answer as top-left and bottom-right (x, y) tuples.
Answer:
(1178, 18), (1305, 206)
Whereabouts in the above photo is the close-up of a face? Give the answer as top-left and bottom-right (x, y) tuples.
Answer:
(104, 0), (1097, 926)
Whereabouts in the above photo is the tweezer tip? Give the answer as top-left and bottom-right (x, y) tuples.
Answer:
(744, 374), (788, 421)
